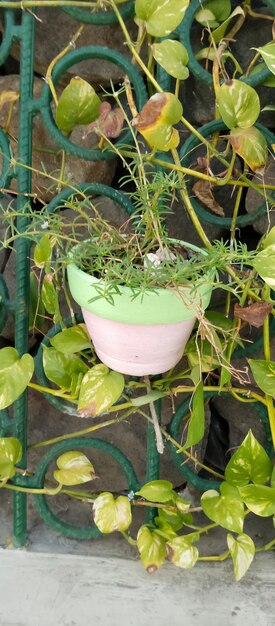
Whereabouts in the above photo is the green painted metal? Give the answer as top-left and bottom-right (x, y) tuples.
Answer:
(180, 120), (275, 227)
(0, 1), (273, 546)
(178, 0), (275, 87)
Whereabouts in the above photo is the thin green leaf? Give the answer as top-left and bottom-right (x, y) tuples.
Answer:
(184, 381), (205, 449)
(56, 77), (101, 135)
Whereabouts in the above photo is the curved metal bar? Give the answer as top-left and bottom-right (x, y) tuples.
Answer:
(45, 181), (136, 216)
(0, 9), (18, 65)
(62, 1), (134, 25)
(168, 390), (273, 492)
(33, 436), (139, 539)
(0, 273), (9, 333)
(0, 127), (15, 188)
(178, 0), (275, 87)
(39, 46), (148, 161)
(180, 119), (275, 227)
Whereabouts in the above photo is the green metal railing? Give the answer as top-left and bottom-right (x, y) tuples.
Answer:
(0, 1), (274, 547)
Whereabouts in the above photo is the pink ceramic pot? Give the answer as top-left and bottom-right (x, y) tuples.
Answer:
(67, 241), (214, 376)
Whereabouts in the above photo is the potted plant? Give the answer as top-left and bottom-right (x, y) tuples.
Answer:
(0, 0), (274, 581)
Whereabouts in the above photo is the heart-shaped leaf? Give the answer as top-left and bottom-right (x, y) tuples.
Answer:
(77, 364), (124, 417)
(132, 92), (183, 151)
(201, 483), (244, 533)
(211, 6), (244, 44)
(0, 437), (22, 483)
(195, 0), (231, 26)
(166, 535), (199, 569)
(229, 126), (268, 172)
(137, 525), (166, 572)
(136, 480), (174, 503)
(238, 484), (275, 517)
(50, 324), (91, 354)
(217, 80), (260, 129)
(252, 245), (275, 288)
(135, 0), (189, 37)
(42, 345), (88, 391)
(93, 492), (132, 533)
(248, 359), (275, 398)
(227, 533), (255, 581)
(225, 430), (272, 486)
(0, 348), (34, 410)
(56, 77), (101, 135)
(152, 40), (189, 80)
(254, 42), (275, 76)
(54, 451), (96, 486)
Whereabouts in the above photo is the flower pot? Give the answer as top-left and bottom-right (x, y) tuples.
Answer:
(67, 241), (214, 376)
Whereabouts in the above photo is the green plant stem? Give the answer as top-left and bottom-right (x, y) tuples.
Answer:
(0, 1), (102, 7)
(120, 530), (137, 546)
(262, 287), (275, 448)
(28, 381), (78, 403)
(137, 410), (225, 480)
(171, 148), (211, 248)
(198, 550), (230, 562)
(3, 482), (62, 496)
(28, 408), (136, 449)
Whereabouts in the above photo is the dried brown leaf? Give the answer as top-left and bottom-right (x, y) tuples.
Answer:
(234, 301), (272, 328)
(192, 180), (225, 216)
(83, 102), (124, 139)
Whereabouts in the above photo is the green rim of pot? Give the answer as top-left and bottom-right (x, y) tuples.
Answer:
(67, 240), (215, 325)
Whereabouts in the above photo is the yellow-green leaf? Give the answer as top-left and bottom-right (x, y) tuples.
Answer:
(254, 42), (275, 76)
(229, 126), (268, 172)
(54, 451), (96, 486)
(0, 437), (22, 483)
(238, 484), (275, 517)
(0, 348), (34, 410)
(135, 0), (189, 37)
(137, 525), (166, 572)
(56, 77), (101, 135)
(136, 480), (174, 503)
(132, 92), (183, 151)
(77, 364), (124, 417)
(166, 536), (199, 569)
(93, 492), (132, 533)
(248, 359), (275, 398)
(225, 430), (272, 486)
(252, 245), (275, 287)
(50, 324), (91, 354)
(201, 483), (244, 533)
(217, 80), (260, 129)
(227, 533), (255, 581)
(152, 40), (189, 80)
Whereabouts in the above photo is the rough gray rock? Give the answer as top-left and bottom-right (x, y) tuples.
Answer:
(1, 7), (139, 88)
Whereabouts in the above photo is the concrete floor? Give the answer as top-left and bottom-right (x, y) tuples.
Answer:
(0, 547), (274, 626)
